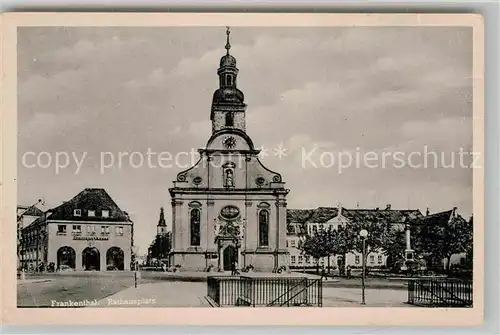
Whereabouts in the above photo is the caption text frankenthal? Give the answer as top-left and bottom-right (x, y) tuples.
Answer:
(50, 298), (157, 307)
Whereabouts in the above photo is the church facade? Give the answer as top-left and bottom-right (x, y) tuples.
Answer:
(169, 29), (289, 272)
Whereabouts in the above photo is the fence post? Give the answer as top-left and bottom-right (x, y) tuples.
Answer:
(319, 278), (323, 307)
(253, 278), (256, 307)
(407, 280), (411, 304)
(287, 279), (290, 307)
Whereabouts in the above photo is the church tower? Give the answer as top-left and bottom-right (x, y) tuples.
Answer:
(169, 28), (289, 272)
(157, 207), (167, 236)
(210, 28), (247, 134)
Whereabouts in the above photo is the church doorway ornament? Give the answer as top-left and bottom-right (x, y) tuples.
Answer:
(213, 207), (246, 271)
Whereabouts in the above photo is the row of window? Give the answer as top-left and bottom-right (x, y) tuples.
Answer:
(307, 224), (336, 234)
(22, 234), (46, 246)
(73, 209), (110, 218)
(290, 255), (384, 264)
(189, 208), (270, 247)
(57, 224), (124, 236)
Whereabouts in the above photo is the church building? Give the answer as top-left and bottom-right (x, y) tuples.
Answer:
(169, 28), (290, 272)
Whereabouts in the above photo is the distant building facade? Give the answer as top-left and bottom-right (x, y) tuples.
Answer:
(17, 204), (44, 268)
(169, 29), (289, 272)
(19, 188), (134, 271)
(286, 204), (423, 269)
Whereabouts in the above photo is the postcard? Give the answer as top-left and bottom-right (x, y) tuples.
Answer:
(0, 13), (484, 325)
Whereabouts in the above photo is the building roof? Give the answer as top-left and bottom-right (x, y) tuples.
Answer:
(48, 188), (131, 222)
(410, 209), (466, 227)
(286, 206), (423, 232)
(308, 207), (339, 224)
(341, 208), (423, 224)
(24, 188), (131, 230)
(286, 209), (314, 224)
(17, 205), (44, 217)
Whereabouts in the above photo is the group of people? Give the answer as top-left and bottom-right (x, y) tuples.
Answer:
(20, 262), (57, 273)
(319, 264), (352, 280)
(229, 261), (354, 279)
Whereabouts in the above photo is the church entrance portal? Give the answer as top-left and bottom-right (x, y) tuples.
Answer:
(223, 245), (237, 271)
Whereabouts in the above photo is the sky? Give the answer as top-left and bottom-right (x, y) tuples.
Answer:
(17, 26), (473, 255)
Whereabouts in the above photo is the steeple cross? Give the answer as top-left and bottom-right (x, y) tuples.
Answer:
(225, 26), (231, 54)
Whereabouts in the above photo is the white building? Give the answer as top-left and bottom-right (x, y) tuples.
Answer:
(286, 204), (423, 270)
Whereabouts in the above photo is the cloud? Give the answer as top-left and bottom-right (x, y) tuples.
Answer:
(21, 112), (86, 141)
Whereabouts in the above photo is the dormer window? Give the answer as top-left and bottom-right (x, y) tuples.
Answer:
(74, 209), (81, 217)
(88, 210), (95, 217)
(102, 210), (109, 218)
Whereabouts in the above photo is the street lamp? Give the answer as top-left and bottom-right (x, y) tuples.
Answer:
(359, 229), (368, 305)
(131, 246), (140, 288)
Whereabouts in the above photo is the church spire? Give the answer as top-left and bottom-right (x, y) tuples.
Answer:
(157, 207), (167, 236)
(158, 207), (166, 226)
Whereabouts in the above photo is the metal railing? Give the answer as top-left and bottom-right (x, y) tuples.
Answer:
(207, 276), (322, 307)
(407, 278), (472, 307)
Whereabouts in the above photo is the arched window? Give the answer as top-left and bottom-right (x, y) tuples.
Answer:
(225, 113), (234, 127)
(259, 210), (269, 247)
(225, 74), (234, 86)
(190, 208), (201, 246)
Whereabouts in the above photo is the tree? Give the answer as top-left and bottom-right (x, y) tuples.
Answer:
(418, 215), (473, 272)
(330, 226), (355, 276)
(299, 229), (335, 274)
(382, 228), (407, 271)
(347, 216), (389, 256)
(149, 232), (172, 263)
(464, 216), (473, 270)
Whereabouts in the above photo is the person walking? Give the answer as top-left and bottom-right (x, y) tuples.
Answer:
(231, 261), (236, 275)
(346, 265), (352, 279)
(233, 261), (240, 275)
(320, 265), (328, 281)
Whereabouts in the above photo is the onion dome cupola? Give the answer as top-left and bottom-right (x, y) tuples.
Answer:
(211, 27), (247, 134)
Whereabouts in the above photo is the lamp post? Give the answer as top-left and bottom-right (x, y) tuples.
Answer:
(131, 246), (139, 288)
(238, 219), (246, 268)
(359, 229), (368, 305)
(299, 236), (306, 274)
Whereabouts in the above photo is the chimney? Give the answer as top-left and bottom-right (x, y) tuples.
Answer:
(337, 202), (342, 216)
(385, 204), (391, 210)
(426, 207), (430, 216)
(375, 207), (379, 211)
